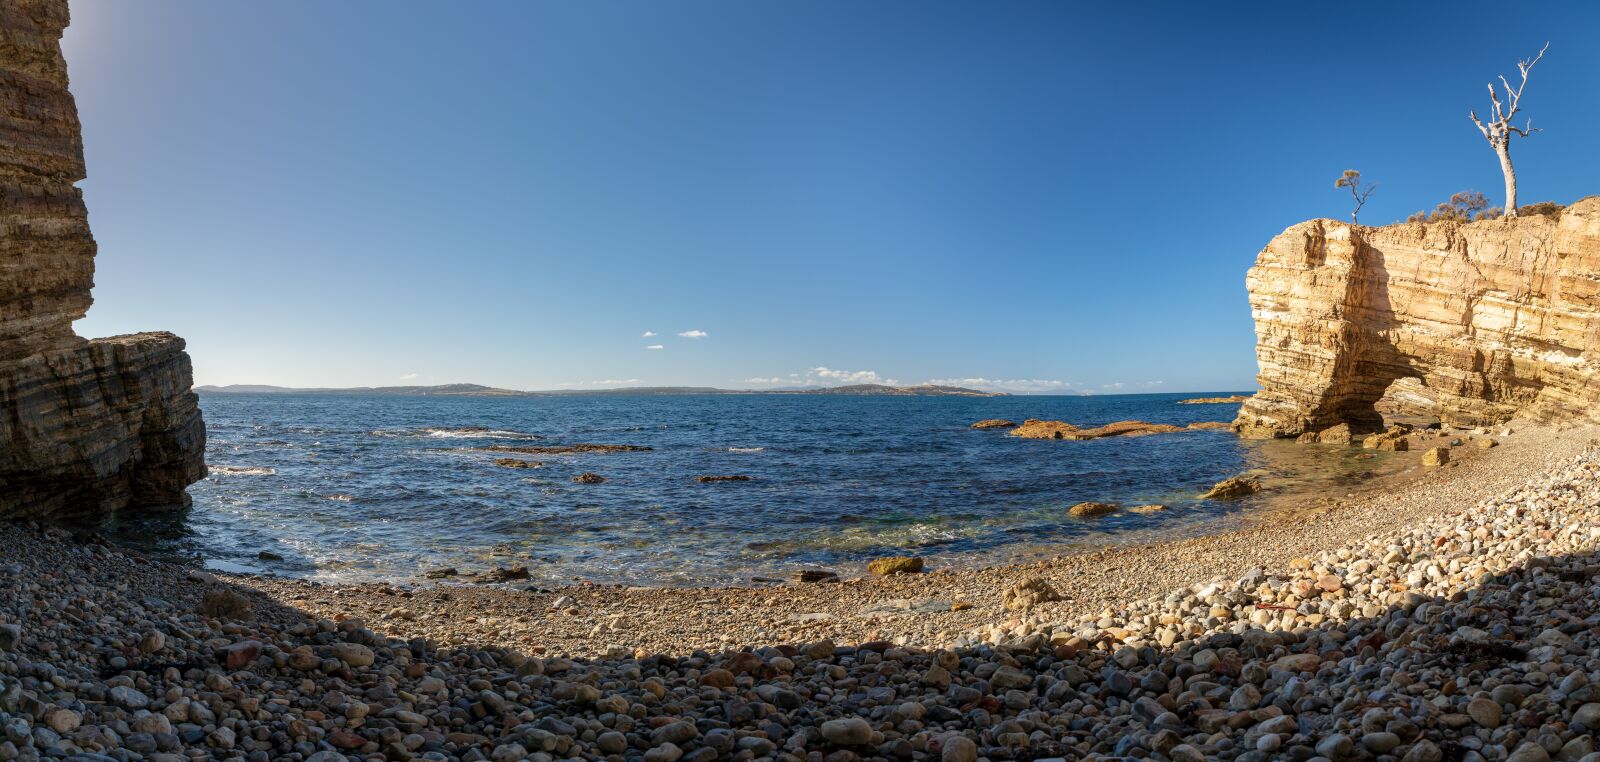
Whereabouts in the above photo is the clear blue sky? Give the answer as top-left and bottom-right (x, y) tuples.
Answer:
(62, 1), (1600, 393)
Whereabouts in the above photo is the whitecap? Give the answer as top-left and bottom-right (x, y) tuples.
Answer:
(422, 427), (542, 440)
(727, 447), (765, 453)
(209, 465), (277, 476)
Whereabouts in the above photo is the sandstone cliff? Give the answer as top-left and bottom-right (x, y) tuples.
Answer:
(1235, 198), (1600, 439)
(0, 0), (205, 520)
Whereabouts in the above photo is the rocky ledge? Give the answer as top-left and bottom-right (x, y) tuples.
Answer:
(0, 0), (205, 520)
(0, 333), (205, 520)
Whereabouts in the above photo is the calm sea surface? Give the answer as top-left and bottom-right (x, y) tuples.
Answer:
(107, 392), (1398, 585)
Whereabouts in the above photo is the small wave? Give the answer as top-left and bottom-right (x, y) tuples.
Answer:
(423, 427), (542, 440)
(323, 493), (355, 502)
(209, 465), (277, 476)
(727, 447), (765, 453)
(372, 426), (542, 440)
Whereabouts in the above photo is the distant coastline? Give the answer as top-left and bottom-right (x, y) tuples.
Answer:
(193, 382), (1014, 398)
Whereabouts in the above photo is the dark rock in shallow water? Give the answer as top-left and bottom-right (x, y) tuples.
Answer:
(696, 474), (751, 483)
(494, 457), (542, 469)
(572, 472), (606, 484)
(970, 419), (1016, 429)
(476, 566), (528, 583)
(792, 569), (840, 584)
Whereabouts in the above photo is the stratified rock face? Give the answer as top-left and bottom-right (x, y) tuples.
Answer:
(1236, 198), (1600, 438)
(0, 0), (206, 520)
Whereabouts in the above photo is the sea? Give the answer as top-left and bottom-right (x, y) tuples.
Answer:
(105, 392), (1407, 586)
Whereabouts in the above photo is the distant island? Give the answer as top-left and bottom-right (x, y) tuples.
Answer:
(193, 382), (1009, 398)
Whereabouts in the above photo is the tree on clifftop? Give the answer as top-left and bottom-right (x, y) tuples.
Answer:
(1469, 43), (1548, 218)
(1334, 170), (1375, 224)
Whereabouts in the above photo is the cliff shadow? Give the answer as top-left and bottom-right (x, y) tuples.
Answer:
(14, 473), (1600, 762)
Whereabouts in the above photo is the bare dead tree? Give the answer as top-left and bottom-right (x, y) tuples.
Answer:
(1334, 169), (1376, 224)
(1469, 43), (1548, 218)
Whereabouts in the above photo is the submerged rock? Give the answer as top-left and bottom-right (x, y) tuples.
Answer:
(792, 569), (840, 584)
(970, 418), (1017, 429)
(696, 474), (752, 483)
(572, 472), (606, 484)
(1200, 474), (1261, 500)
(477, 565), (530, 583)
(1068, 501), (1118, 517)
(867, 556), (924, 576)
(494, 457), (541, 469)
(1363, 426), (1411, 451)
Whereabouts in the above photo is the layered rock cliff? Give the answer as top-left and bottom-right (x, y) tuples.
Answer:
(1235, 197), (1600, 438)
(0, 0), (205, 520)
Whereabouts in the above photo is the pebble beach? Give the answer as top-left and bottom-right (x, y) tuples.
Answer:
(3, 424), (1600, 761)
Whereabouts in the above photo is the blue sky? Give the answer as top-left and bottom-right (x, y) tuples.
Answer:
(63, 1), (1600, 393)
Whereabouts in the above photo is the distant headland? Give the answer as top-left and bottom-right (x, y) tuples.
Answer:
(193, 382), (1009, 397)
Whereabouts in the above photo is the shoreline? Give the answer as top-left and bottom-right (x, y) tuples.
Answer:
(230, 422), (1592, 659)
(3, 423), (1598, 761)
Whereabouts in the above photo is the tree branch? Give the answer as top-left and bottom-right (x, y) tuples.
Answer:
(1469, 111), (1491, 140)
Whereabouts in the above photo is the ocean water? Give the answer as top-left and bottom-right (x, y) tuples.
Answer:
(108, 392), (1398, 585)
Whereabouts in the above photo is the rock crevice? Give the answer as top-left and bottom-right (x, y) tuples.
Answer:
(0, 0), (205, 520)
(1235, 198), (1600, 438)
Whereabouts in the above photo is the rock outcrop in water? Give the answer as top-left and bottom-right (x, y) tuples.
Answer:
(1236, 198), (1600, 438)
(0, 1), (205, 520)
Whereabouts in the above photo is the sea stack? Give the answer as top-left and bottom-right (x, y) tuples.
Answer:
(0, 0), (206, 520)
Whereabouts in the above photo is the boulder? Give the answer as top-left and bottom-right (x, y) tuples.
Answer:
(1422, 446), (1450, 466)
(1009, 419), (1080, 439)
(572, 472), (606, 484)
(867, 556), (924, 576)
(1201, 475), (1261, 500)
(1002, 577), (1063, 611)
(1068, 501), (1118, 518)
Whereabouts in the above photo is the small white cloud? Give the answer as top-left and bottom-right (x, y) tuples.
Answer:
(744, 377), (786, 384)
(646, 344), (664, 350)
(398, 372), (419, 381)
(678, 329), (708, 339)
(1141, 380), (1165, 388)
(642, 331), (657, 337)
(1101, 382), (1127, 389)
(590, 378), (641, 386)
